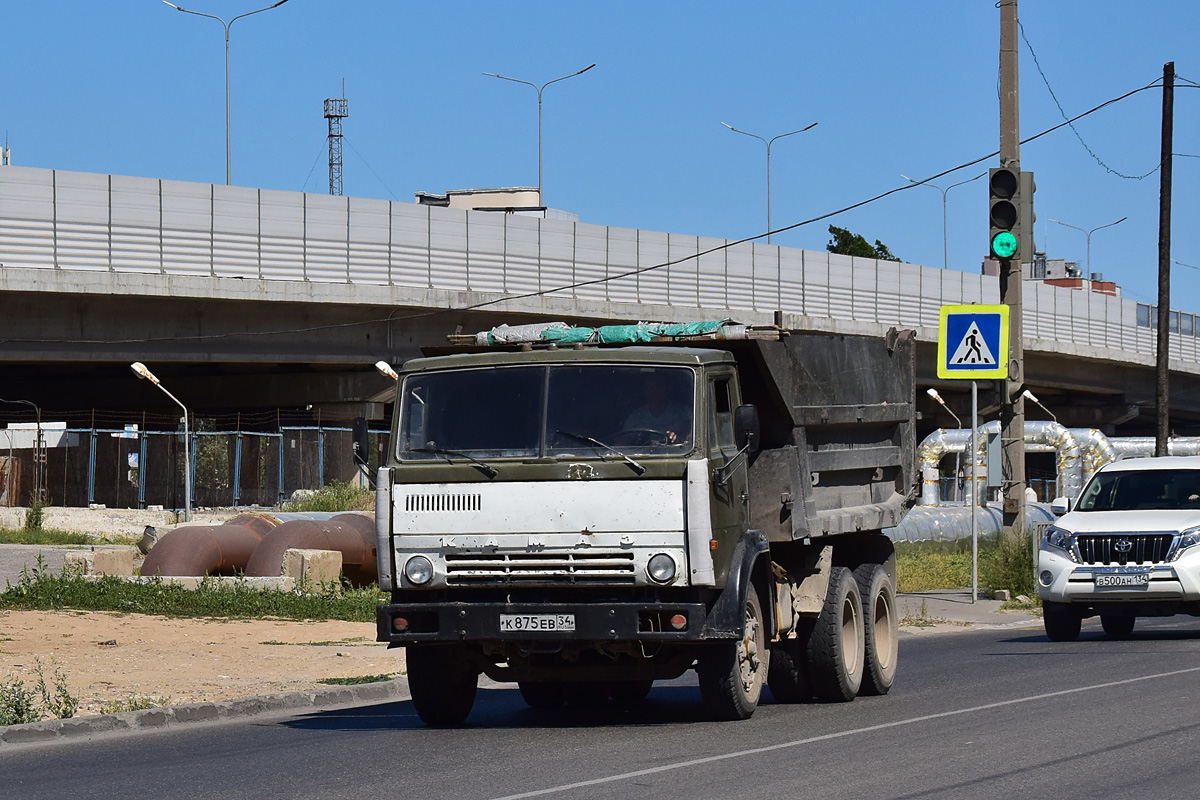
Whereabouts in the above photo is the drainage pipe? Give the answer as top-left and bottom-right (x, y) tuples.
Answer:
(244, 513), (377, 586)
(141, 514), (280, 577)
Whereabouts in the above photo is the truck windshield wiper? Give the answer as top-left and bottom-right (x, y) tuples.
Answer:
(412, 445), (498, 478)
(554, 430), (645, 475)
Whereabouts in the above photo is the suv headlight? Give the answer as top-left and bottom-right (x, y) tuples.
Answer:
(1172, 526), (1200, 561)
(1042, 525), (1075, 557)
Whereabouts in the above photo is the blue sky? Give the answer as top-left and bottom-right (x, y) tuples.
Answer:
(2, 1), (1198, 311)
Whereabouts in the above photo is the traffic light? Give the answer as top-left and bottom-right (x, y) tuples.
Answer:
(989, 166), (1019, 260)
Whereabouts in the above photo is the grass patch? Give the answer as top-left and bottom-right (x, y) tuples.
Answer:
(0, 558), (382, 622)
(283, 481), (373, 513)
(317, 674), (392, 686)
(0, 527), (105, 546)
(897, 535), (1038, 597)
(98, 694), (170, 714)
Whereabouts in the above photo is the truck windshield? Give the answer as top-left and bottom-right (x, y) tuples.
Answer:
(1076, 469), (1200, 511)
(398, 364), (695, 461)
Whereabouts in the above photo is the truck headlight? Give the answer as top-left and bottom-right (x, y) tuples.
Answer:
(1171, 526), (1200, 561)
(404, 555), (434, 585)
(1043, 525), (1075, 556)
(647, 553), (677, 583)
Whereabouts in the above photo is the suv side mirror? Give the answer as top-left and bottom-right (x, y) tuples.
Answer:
(1050, 496), (1070, 516)
(734, 404), (761, 454)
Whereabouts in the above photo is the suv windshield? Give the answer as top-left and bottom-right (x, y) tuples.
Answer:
(1076, 468), (1200, 511)
(398, 364), (695, 461)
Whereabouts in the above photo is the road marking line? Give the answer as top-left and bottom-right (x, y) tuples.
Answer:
(487, 664), (1200, 800)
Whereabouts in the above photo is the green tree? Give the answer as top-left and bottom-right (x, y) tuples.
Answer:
(827, 225), (901, 262)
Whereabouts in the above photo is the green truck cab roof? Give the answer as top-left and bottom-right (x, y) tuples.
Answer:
(398, 345), (737, 375)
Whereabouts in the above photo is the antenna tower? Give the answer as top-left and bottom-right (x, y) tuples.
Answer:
(324, 83), (348, 196)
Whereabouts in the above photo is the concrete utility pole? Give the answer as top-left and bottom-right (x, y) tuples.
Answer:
(998, 0), (1026, 542)
(1156, 61), (1174, 456)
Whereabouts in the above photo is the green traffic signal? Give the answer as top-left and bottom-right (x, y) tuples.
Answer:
(991, 230), (1018, 259)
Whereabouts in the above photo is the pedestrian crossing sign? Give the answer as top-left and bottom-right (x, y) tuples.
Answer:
(937, 304), (1009, 379)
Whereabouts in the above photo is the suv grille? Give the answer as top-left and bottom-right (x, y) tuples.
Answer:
(444, 551), (636, 586)
(1075, 533), (1175, 565)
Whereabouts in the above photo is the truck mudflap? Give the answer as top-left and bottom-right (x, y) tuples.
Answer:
(377, 601), (710, 644)
(701, 529), (772, 639)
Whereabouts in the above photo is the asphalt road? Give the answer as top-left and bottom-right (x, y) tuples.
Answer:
(6, 617), (1200, 800)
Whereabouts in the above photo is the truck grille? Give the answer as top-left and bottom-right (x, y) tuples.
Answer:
(444, 551), (636, 586)
(403, 492), (482, 513)
(1076, 533), (1175, 565)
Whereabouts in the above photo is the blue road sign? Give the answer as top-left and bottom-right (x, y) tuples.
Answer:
(937, 305), (1009, 379)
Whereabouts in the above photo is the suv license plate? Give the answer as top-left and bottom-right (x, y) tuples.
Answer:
(500, 614), (576, 632)
(1095, 573), (1150, 587)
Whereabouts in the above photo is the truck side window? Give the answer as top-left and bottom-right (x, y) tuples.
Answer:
(710, 377), (735, 452)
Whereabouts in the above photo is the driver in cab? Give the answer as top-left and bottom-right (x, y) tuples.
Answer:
(622, 371), (692, 446)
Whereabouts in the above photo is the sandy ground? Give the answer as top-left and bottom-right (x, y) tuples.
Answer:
(0, 610), (403, 718)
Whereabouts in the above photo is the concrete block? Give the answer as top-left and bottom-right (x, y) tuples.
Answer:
(91, 548), (136, 576)
(283, 548), (343, 588)
(993, 589), (1012, 602)
(63, 551), (94, 575)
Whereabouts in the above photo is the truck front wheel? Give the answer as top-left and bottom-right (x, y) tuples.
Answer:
(407, 645), (478, 727)
(518, 681), (565, 709)
(807, 566), (864, 702)
(854, 563), (898, 696)
(698, 588), (769, 720)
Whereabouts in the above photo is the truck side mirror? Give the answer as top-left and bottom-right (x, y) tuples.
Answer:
(352, 416), (370, 468)
(734, 404), (761, 454)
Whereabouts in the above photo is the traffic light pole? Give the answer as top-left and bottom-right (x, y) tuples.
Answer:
(1156, 62), (1174, 456)
(998, 0), (1026, 543)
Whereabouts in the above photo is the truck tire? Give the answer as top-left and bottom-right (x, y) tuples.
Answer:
(518, 681), (565, 709)
(767, 620), (815, 703)
(1101, 614), (1136, 639)
(807, 566), (864, 703)
(406, 645), (478, 727)
(563, 681), (610, 708)
(697, 587), (769, 720)
(854, 563), (898, 696)
(1043, 602), (1082, 642)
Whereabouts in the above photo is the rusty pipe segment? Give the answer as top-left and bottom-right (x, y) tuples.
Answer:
(140, 514), (282, 577)
(244, 513), (377, 585)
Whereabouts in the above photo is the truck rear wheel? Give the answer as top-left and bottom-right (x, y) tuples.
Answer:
(698, 587), (768, 720)
(407, 645), (478, 727)
(518, 681), (565, 709)
(807, 566), (864, 702)
(1043, 602), (1082, 642)
(854, 563), (898, 696)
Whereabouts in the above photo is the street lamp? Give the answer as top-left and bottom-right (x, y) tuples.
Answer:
(722, 121), (818, 244)
(162, 0), (292, 186)
(901, 172), (986, 269)
(0, 397), (42, 507)
(130, 362), (192, 522)
(482, 64), (595, 206)
(926, 388), (963, 503)
(1047, 216), (1128, 282)
(1021, 389), (1057, 423)
(374, 360), (399, 381)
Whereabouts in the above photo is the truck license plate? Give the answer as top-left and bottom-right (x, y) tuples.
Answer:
(500, 614), (576, 632)
(1095, 573), (1150, 587)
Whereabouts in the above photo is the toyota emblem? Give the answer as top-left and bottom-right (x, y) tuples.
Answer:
(1114, 538), (1134, 553)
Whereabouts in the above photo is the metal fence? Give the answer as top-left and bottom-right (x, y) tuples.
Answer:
(2, 424), (390, 511)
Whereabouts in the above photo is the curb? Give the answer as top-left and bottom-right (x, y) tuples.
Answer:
(0, 676), (410, 749)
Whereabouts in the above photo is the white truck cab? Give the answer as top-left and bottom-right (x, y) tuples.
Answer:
(1038, 455), (1200, 640)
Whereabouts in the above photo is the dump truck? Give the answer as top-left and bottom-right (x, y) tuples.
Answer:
(367, 321), (917, 725)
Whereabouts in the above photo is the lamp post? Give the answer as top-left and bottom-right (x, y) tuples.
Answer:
(162, 0), (292, 186)
(374, 360), (399, 381)
(1048, 216), (1128, 282)
(901, 172), (986, 269)
(1022, 389), (1057, 423)
(130, 363), (191, 522)
(722, 121), (818, 244)
(0, 397), (42, 507)
(482, 63), (595, 206)
(926, 388), (963, 502)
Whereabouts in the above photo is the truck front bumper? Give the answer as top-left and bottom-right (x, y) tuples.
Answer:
(376, 601), (711, 644)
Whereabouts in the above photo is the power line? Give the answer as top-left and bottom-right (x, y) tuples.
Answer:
(343, 135), (400, 201)
(0, 79), (1166, 347)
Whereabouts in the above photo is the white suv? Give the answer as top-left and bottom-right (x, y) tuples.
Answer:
(1038, 455), (1200, 641)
